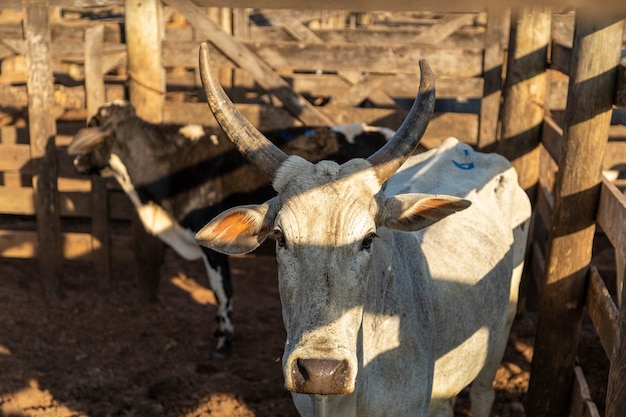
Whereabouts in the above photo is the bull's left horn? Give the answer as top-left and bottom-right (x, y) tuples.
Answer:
(199, 42), (288, 181)
(367, 60), (435, 184)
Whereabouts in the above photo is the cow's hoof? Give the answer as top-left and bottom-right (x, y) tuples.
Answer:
(211, 350), (229, 361)
(212, 331), (232, 360)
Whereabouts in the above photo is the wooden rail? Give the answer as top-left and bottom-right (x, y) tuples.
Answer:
(1, 4), (497, 291)
(4, 0), (626, 13)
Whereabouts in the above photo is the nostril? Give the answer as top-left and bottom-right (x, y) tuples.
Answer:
(296, 358), (309, 381)
(291, 358), (351, 395)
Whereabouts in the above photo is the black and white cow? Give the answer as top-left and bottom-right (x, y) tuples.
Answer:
(67, 100), (392, 358)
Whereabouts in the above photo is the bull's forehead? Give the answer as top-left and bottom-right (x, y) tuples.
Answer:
(275, 156), (379, 194)
(273, 156), (381, 246)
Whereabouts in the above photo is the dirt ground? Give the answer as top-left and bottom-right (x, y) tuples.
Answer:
(0, 241), (611, 417)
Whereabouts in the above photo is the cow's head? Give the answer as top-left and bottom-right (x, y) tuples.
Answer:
(67, 100), (135, 175)
(195, 43), (470, 396)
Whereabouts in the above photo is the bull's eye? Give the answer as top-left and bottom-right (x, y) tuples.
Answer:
(274, 229), (286, 248)
(361, 233), (378, 250)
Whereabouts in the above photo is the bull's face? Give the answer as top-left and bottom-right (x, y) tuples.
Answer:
(67, 101), (134, 175)
(71, 140), (113, 175)
(272, 158), (380, 395)
(194, 43), (468, 397)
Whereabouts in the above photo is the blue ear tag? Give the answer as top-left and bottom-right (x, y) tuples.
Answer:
(281, 130), (293, 141)
(452, 149), (475, 170)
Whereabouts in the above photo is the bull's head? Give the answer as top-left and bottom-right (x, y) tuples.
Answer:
(195, 43), (469, 398)
(67, 101), (135, 175)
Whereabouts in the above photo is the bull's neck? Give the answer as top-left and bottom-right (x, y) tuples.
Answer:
(360, 227), (434, 364)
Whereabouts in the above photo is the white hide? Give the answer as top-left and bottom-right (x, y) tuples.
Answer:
(198, 137), (531, 417)
(178, 124), (206, 142)
(330, 123), (395, 144)
(394, 139), (530, 416)
(108, 154), (204, 261)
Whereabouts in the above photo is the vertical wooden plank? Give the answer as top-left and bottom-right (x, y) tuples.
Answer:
(85, 25), (105, 118)
(585, 266), (619, 358)
(231, 8), (251, 102)
(132, 212), (164, 302)
(606, 278), (626, 417)
(499, 7), (550, 197)
(478, 7), (509, 149)
(232, 8), (250, 45)
(125, 0), (165, 298)
(617, 57), (626, 109)
(23, 0), (62, 298)
(570, 366), (601, 417)
(218, 7), (234, 89)
(90, 178), (110, 292)
(525, 14), (625, 417)
(84, 25), (110, 293)
(125, 0), (164, 123)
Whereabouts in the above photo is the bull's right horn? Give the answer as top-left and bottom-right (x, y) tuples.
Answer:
(199, 42), (288, 181)
(367, 60), (435, 184)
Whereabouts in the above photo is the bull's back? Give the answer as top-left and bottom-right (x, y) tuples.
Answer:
(387, 138), (531, 409)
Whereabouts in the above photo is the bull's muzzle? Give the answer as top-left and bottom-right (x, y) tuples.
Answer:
(72, 156), (98, 176)
(290, 358), (352, 395)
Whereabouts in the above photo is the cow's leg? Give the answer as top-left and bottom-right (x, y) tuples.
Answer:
(201, 248), (234, 359)
(470, 220), (528, 417)
(468, 298), (516, 417)
(430, 397), (454, 417)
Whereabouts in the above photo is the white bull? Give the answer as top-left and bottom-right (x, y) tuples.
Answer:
(194, 42), (531, 417)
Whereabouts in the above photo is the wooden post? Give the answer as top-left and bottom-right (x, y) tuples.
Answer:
(125, 0), (165, 299)
(477, 7), (510, 149)
(617, 57), (626, 109)
(498, 7), (550, 197)
(125, 0), (164, 123)
(525, 14), (625, 417)
(132, 212), (164, 302)
(231, 8), (252, 102)
(84, 25), (110, 293)
(607, 279), (626, 417)
(23, 0), (62, 298)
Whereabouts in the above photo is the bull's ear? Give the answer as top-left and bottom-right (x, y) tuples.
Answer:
(380, 194), (471, 232)
(68, 127), (108, 155)
(195, 198), (278, 255)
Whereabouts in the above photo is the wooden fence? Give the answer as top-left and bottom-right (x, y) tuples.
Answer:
(0, 2), (511, 295)
(1, 1), (626, 416)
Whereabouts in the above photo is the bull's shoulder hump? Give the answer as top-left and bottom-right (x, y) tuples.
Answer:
(385, 137), (515, 197)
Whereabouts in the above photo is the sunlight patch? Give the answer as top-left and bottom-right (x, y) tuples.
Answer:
(170, 273), (217, 305)
(362, 312), (401, 366)
(513, 339), (534, 363)
(181, 392), (255, 417)
(0, 380), (85, 417)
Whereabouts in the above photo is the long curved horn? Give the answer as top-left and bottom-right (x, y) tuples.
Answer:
(199, 42), (288, 181)
(367, 60), (435, 184)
